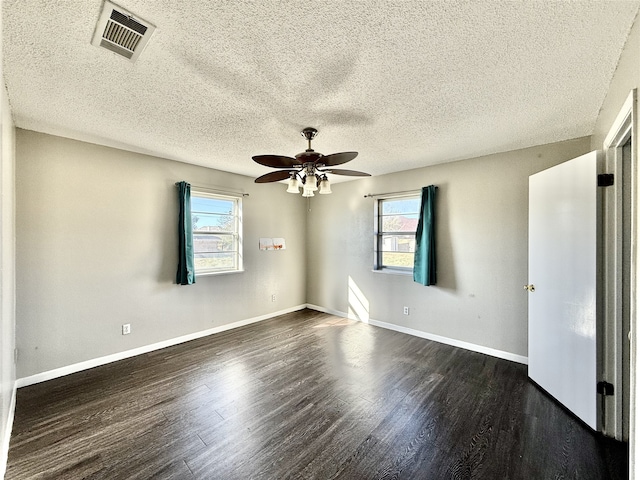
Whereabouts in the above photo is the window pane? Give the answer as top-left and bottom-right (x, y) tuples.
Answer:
(381, 214), (419, 233)
(381, 197), (420, 215)
(193, 234), (236, 253)
(191, 196), (234, 215)
(380, 234), (415, 253)
(192, 213), (235, 233)
(375, 195), (420, 272)
(381, 252), (415, 269)
(191, 192), (242, 274)
(194, 252), (236, 270)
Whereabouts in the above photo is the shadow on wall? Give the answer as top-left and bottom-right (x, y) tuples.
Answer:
(159, 182), (180, 285)
(434, 183), (456, 291)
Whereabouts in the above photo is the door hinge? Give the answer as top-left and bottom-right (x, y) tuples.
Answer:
(597, 380), (614, 396)
(597, 173), (614, 187)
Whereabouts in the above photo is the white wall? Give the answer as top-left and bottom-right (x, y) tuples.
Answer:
(15, 130), (307, 379)
(0, 20), (17, 479)
(306, 137), (591, 360)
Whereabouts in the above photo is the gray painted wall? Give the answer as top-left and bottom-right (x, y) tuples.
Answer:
(13, 129), (591, 380)
(306, 137), (591, 358)
(15, 130), (307, 378)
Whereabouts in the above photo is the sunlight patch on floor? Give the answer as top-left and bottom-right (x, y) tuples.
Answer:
(313, 317), (358, 329)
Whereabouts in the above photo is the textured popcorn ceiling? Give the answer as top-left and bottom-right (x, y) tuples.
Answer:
(3, 1), (640, 181)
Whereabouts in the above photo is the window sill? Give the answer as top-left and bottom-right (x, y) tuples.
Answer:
(372, 269), (412, 276)
(196, 269), (244, 277)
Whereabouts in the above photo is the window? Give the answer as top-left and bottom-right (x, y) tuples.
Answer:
(374, 195), (420, 272)
(191, 191), (242, 275)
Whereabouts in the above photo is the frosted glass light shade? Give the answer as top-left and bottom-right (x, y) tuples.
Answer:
(305, 174), (318, 192)
(319, 177), (332, 194)
(286, 177), (300, 193)
(302, 188), (314, 197)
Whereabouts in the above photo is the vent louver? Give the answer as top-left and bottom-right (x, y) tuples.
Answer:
(91, 1), (155, 62)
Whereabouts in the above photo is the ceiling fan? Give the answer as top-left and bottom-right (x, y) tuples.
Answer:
(252, 127), (370, 196)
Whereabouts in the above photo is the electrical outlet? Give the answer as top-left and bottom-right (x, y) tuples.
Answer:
(403, 306), (410, 315)
(271, 294), (276, 302)
(122, 324), (131, 335)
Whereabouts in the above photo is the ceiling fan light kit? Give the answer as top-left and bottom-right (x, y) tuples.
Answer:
(252, 128), (370, 197)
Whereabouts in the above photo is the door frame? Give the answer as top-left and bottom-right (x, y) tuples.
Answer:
(603, 88), (637, 459)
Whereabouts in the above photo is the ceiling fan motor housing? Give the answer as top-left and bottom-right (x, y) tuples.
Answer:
(295, 150), (323, 165)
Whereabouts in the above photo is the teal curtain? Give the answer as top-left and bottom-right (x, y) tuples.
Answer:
(413, 185), (437, 286)
(176, 181), (196, 285)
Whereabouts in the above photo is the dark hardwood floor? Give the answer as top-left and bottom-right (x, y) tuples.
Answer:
(6, 309), (627, 479)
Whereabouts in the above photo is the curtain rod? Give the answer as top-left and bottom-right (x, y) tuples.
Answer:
(364, 187), (437, 198)
(174, 182), (249, 197)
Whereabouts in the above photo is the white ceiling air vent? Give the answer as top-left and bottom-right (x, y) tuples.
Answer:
(91, 1), (155, 62)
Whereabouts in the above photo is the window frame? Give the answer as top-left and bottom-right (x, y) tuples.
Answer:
(191, 190), (243, 276)
(374, 193), (420, 274)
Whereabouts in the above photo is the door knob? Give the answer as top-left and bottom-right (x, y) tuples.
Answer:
(523, 284), (535, 292)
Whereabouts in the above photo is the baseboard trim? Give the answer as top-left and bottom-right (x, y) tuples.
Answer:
(16, 305), (307, 388)
(305, 304), (346, 318)
(306, 303), (528, 365)
(0, 382), (17, 479)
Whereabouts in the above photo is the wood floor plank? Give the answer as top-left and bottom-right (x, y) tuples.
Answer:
(6, 309), (627, 479)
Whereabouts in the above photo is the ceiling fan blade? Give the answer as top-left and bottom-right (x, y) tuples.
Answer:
(318, 151), (358, 167)
(255, 170), (294, 183)
(323, 168), (371, 177)
(252, 155), (299, 168)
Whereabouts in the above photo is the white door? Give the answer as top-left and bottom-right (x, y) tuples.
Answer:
(528, 151), (600, 430)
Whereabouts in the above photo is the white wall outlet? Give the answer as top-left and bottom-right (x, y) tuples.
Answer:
(122, 324), (131, 335)
(403, 306), (410, 315)
(271, 294), (276, 302)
